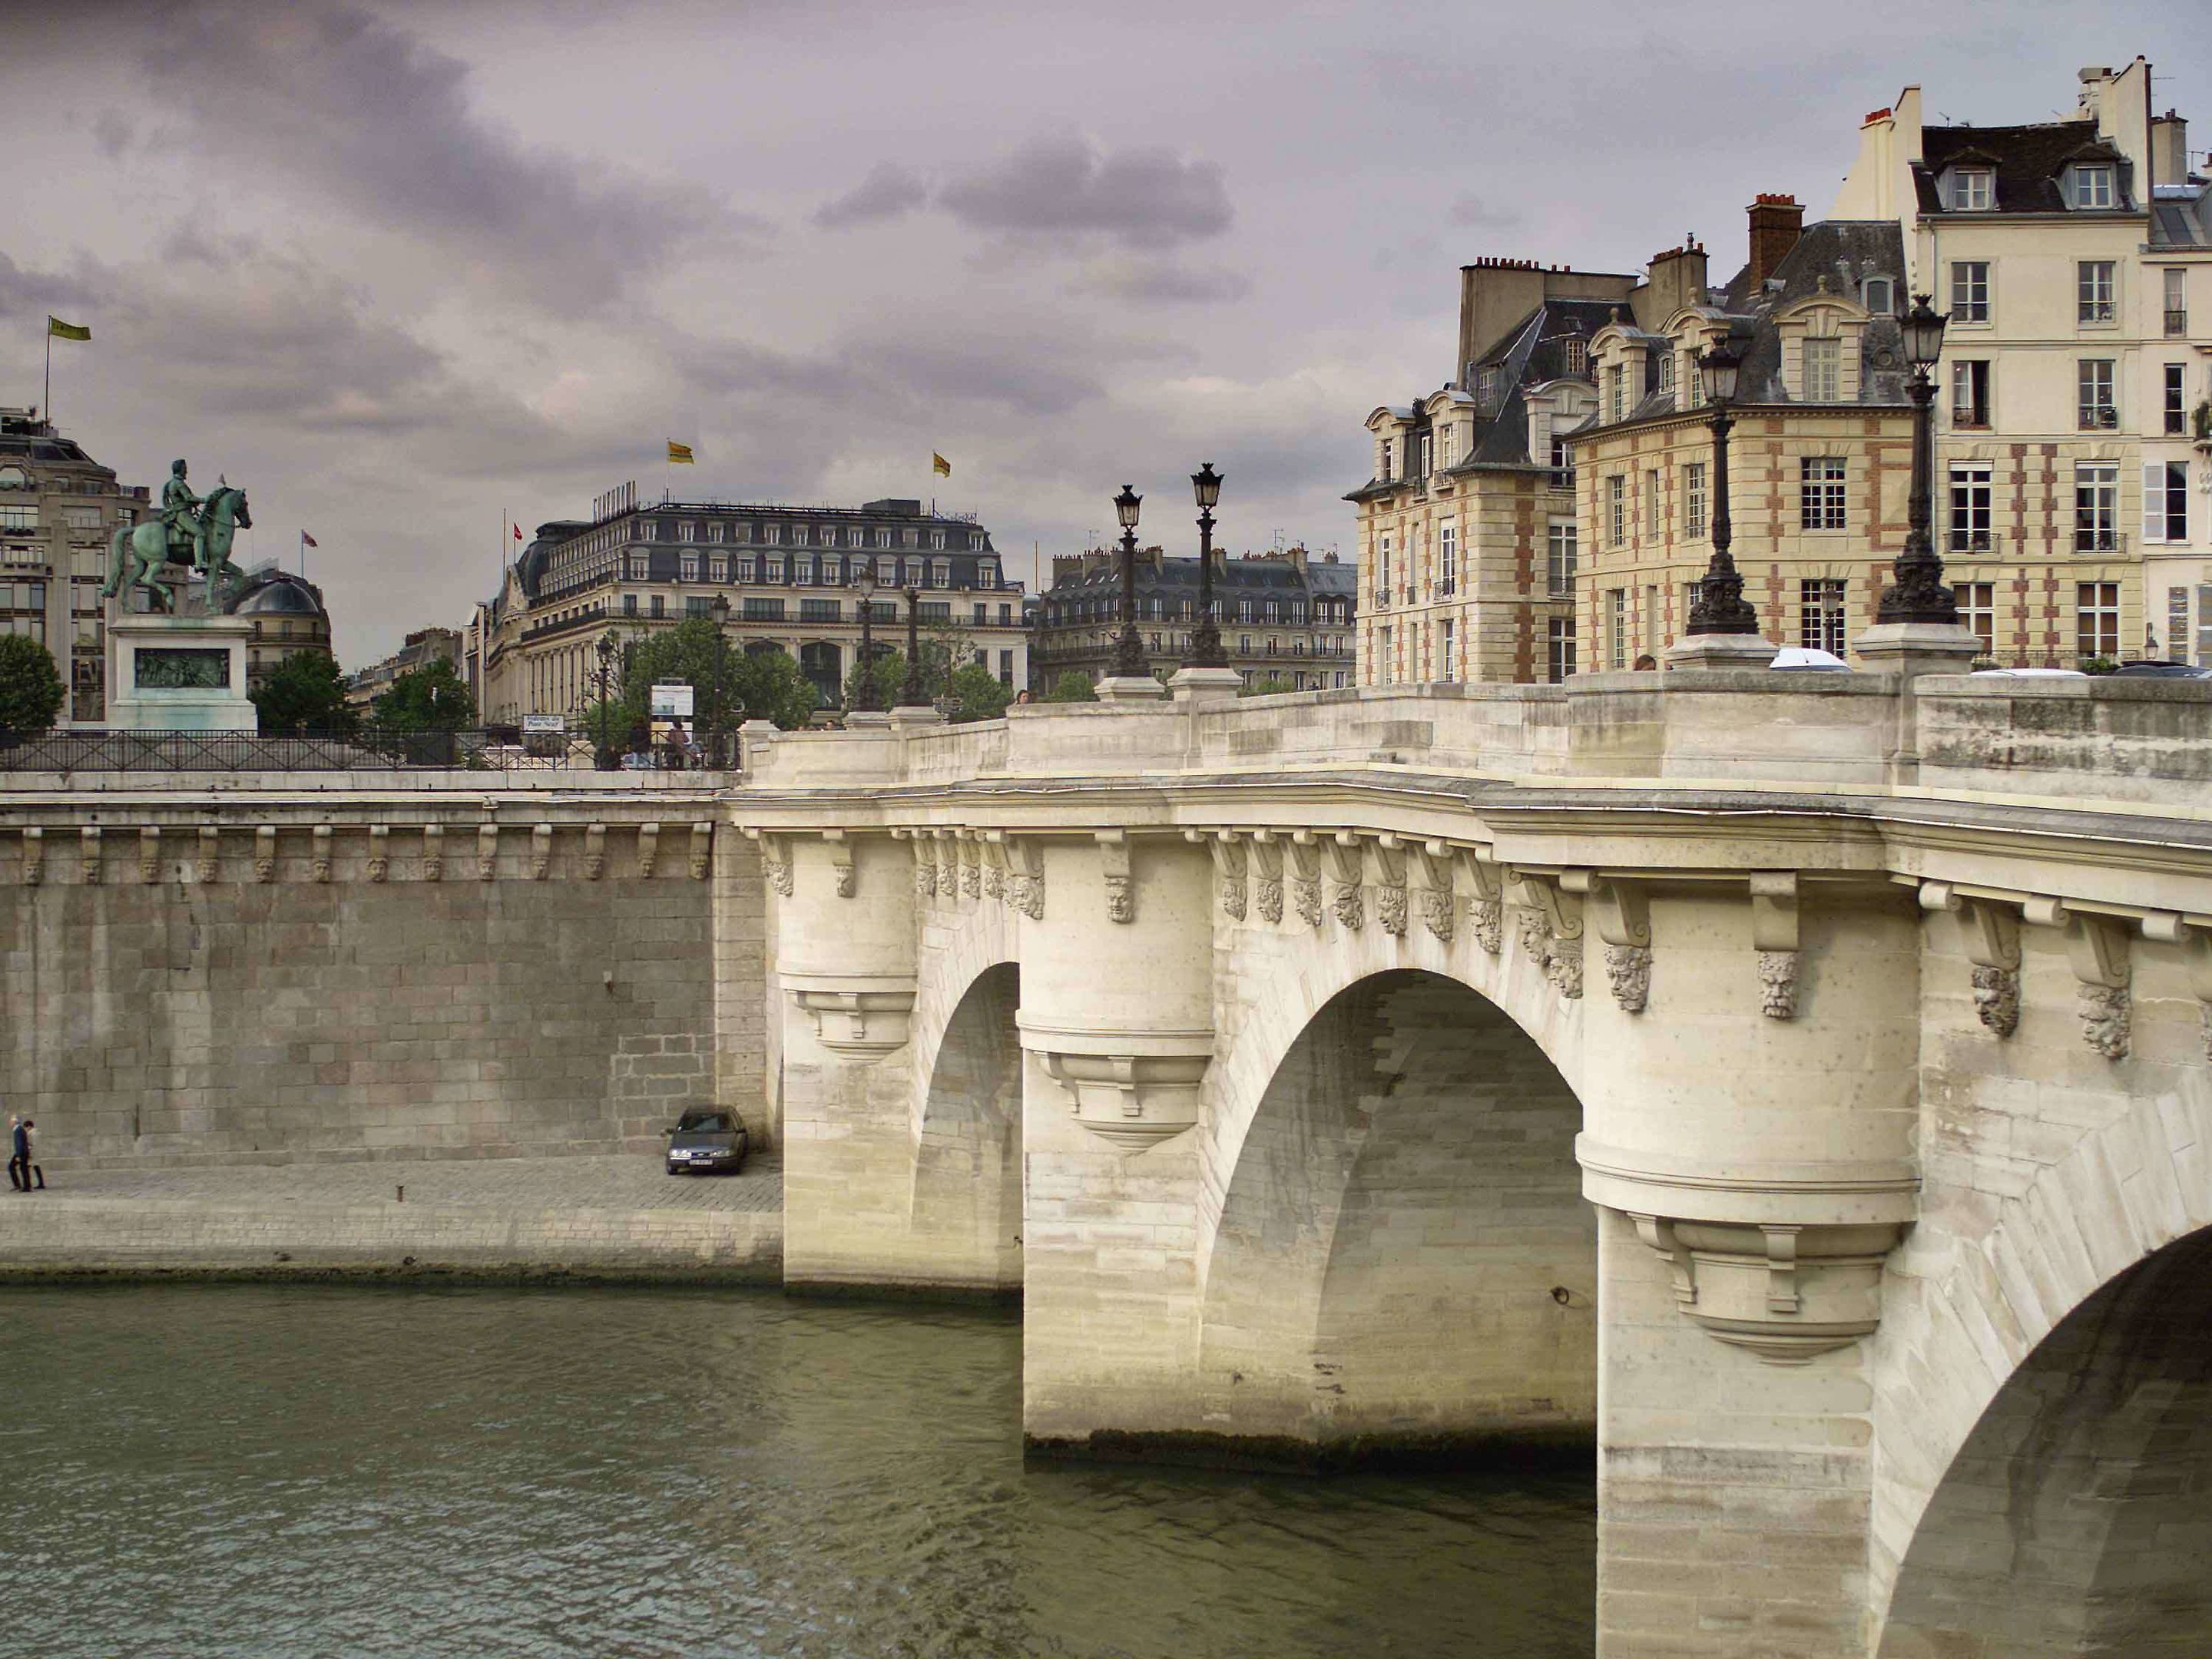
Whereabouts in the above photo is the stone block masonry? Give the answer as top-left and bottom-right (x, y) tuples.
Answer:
(0, 812), (766, 1169)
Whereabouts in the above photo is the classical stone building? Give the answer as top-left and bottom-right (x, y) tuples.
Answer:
(1835, 57), (2208, 663)
(346, 624), (461, 714)
(476, 491), (1026, 724)
(1028, 545), (1355, 692)
(231, 569), (333, 690)
(1571, 210), (1919, 664)
(0, 408), (151, 725)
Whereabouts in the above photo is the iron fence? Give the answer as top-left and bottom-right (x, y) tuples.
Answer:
(0, 728), (587, 773)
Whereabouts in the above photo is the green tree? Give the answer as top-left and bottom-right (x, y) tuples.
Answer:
(372, 658), (475, 733)
(0, 634), (64, 732)
(839, 628), (977, 715)
(619, 620), (817, 733)
(733, 645), (819, 730)
(1240, 675), (1297, 697)
(945, 663), (1013, 723)
(1045, 671), (1096, 703)
(251, 651), (356, 735)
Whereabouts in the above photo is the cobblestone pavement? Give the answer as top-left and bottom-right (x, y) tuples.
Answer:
(34, 1152), (783, 1214)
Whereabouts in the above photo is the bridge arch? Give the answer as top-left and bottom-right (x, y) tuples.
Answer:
(1872, 1075), (2212, 1654)
(1194, 965), (1595, 1458)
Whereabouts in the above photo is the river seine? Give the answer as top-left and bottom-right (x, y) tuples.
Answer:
(0, 1286), (1593, 1657)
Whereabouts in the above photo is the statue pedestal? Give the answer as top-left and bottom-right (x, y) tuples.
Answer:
(106, 611), (257, 732)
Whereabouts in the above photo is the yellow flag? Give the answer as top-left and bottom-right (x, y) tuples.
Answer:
(931, 452), (951, 478)
(48, 316), (91, 342)
(667, 440), (694, 465)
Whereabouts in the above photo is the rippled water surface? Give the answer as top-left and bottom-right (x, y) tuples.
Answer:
(0, 1286), (1593, 1657)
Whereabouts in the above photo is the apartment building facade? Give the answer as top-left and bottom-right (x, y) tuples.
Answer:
(476, 492), (1026, 726)
(1834, 57), (2210, 663)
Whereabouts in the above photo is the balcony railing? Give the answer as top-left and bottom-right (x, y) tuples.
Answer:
(2167, 309), (2189, 338)
(2073, 528), (2128, 555)
(2079, 405), (2119, 430)
(1946, 528), (2001, 555)
(0, 729), (594, 773)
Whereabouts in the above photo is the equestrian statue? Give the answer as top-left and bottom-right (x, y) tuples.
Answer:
(102, 458), (253, 614)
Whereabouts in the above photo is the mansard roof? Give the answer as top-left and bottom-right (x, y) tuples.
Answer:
(1913, 123), (2134, 214)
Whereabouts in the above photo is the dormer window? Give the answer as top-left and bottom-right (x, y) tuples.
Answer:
(1863, 276), (1894, 315)
(1949, 168), (1993, 211)
(1560, 338), (1588, 376)
(1475, 364), (1501, 401)
(1657, 352), (1675, 394)
(2070, 164), (2115, 209)
(1418, 431), (1433, 475)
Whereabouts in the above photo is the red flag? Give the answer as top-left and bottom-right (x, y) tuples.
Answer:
(300, 531), (319, 548)
(512, 522), (523, 541)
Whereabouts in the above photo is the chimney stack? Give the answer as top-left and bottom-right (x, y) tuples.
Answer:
(2151, 110), (2190, 187)
(1746, 194), (1804, 291)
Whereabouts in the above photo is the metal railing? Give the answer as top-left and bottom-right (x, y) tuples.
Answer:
(0, 729), (593, 773)
(2167, 309), (2189, 338)
(2073, 529), (2128, 555)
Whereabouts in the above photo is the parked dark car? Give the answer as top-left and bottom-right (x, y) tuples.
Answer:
(2108, 660), (2211, 680)
(665, 1109), (747, 1175)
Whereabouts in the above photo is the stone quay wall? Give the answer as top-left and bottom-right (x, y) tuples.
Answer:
(0, 781), (767, 1171)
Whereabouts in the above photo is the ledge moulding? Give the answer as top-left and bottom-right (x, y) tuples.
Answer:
(786, 973), (917, 1058)
(1626, 1212), (1902, 1364)
(1020, 1017), (1213, 1152)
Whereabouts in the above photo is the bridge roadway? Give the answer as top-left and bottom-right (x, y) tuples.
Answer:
(5, 665), (2210, 1655)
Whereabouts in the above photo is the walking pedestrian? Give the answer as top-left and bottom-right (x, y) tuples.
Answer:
(23, 1118), (39, 1190)
(5, 1114), (22, 1191)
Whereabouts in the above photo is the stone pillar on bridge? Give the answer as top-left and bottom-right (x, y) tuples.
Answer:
(767, 829), (931, 1291)
(1016, 829), (1216, 1450)
(1575, 873), (1922, 1658)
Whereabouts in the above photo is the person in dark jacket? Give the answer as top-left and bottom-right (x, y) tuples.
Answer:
(7, 1115), (27, 1192)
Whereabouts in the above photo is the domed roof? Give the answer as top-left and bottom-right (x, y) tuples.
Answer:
(233, 575), (327, 617)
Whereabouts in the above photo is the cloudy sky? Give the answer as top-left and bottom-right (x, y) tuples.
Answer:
(2, 1), (2201, 664)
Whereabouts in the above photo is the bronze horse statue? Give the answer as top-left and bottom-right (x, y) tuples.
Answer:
(103, 484), (253, 613)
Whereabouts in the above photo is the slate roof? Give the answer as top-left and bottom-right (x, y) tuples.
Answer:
(1912, 123), (2135, 215)
(1048, 554), (1346, 598)
(2151, 182), (2211, 249)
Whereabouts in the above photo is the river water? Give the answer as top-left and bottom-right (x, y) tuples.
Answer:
(0, 1286), (1593, 1657)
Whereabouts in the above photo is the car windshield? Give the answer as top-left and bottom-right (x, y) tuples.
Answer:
(677, 1114), (732, 1134)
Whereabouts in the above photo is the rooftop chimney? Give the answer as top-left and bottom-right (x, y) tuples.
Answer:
(1746, 194), (1804, 293)
(2151, 110), (2190, 187)
(1635, 236), (1708, 329)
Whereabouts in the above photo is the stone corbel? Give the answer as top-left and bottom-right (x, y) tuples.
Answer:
(1248, 831), (1285, 924)
(366, 824), (390, 883)
(635, 822), (659, 879)
(1624, 1212), (1901, 1364)
(1096, 829), (1133, 923)
(891, 828), (935, 899)
(137, 826), (161, 885)
(1411, 840), (1456, 942)
(2026, 896), (2130, 1060)
(1465, 847), (1504, 955)
(958, 833), (982, 900)
(582, 824), (606, 881)
(253, 825), (276, 882)
(19, 827), (41, 887)
(788, 977), (916, 1058)
(1190, 830), (1247, 922)
(529, 824), (554, 880)
(1286, 831), (1323, 929)
(312, 824), (333, 883)
(979, 833), (1006, 901)
(475, 824), (498, 881)
(934, 830), (959, 901)
(823, 829), (853, 898)
(1750, 873), (1800, 1019)
(422, 824), (445, 882)
(2142, 912), (2212, 1060)
(688, 823), (714, 880)
(81, 826), (101, 886)
(1022, 1019), (1212, 1151)
(194, 826), (219, 884)
(1586, 876), (1652, 1013)
(751, 830), (793, 897)
(1369, 834), (1408, 938)
(1323, 831), (1364, 931)
(1516, 871), (1584, 998)
(1921, 882), (2022, 1037)
(1005, 836), (1045, 921)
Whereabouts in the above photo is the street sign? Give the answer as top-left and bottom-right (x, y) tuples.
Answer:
(522, 714), (566, 735)
(651, 682), (694, 717)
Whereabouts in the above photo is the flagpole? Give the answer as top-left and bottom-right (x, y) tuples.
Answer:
(299, 528), (306, 579)
(43, 326), (51, 427)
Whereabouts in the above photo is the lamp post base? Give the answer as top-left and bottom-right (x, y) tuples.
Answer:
(1664, 634), (1780, 671)
(1851, 621), (1984, 680)
(844, 710), (892, 730)
(1166, 665), (1243, 704)
(889, 704), (945, 728)
(1096, 675), (1169, 703)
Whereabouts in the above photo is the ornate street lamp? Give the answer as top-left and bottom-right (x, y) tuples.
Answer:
(1684, 339), (1760, 636)
(707, 592), (734, 765)
(1111, 484), (1146, 678)
(592, 630), (618, 770)
(1875, 294), (1960, 624)
(852, 564), (882, 714)
(1187, 463), (1227, 668)
(899, 584), (926, 706)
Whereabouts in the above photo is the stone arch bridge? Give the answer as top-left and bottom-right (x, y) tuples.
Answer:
(5, 667), (2210, 1656)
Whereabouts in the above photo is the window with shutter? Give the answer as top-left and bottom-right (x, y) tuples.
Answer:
(2144, 463), (2167, 544)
